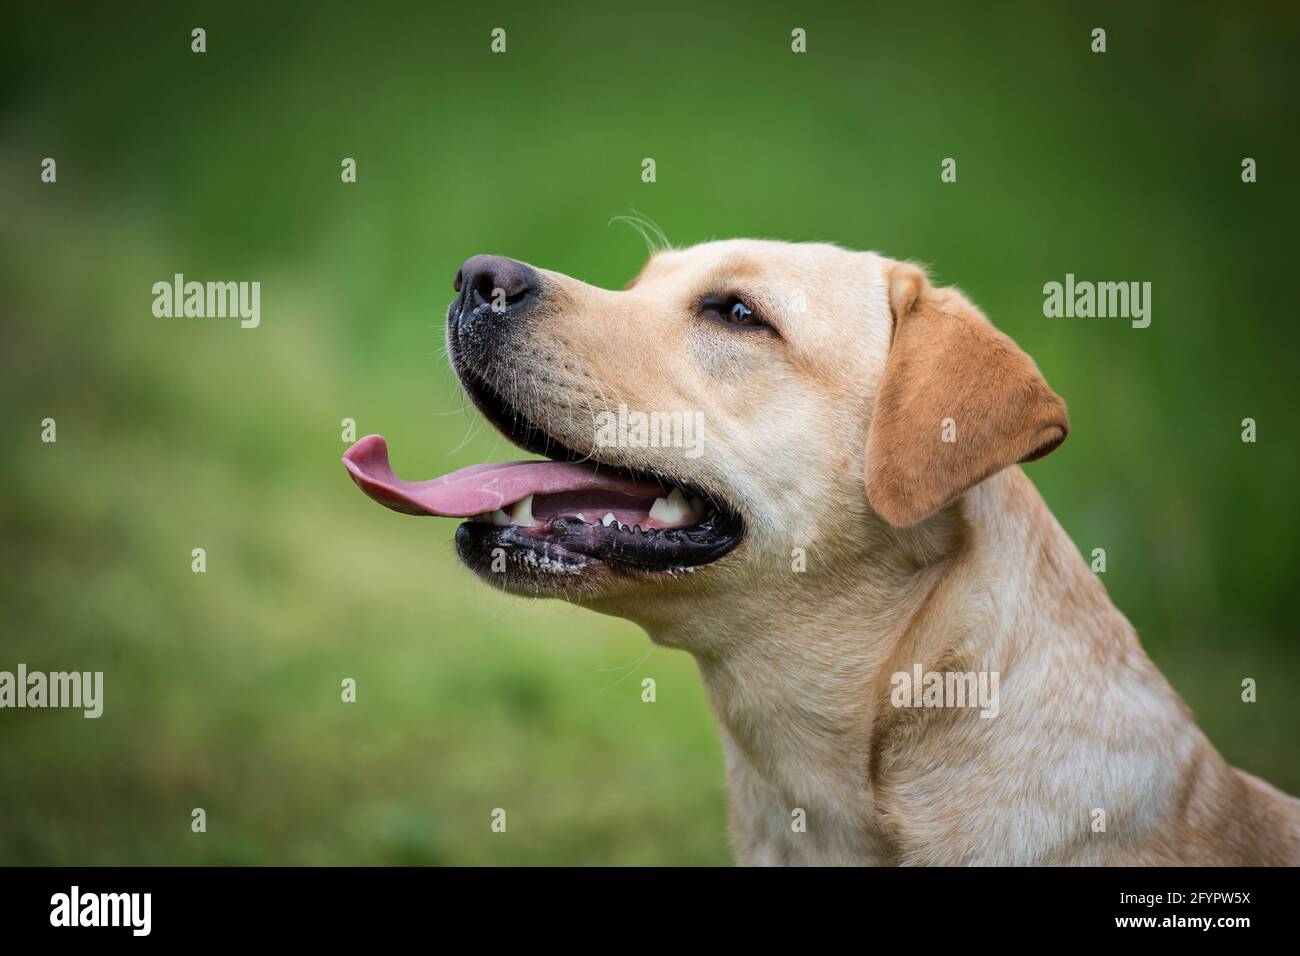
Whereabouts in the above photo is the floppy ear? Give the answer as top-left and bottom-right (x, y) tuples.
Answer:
(865, 263), (1068, 528)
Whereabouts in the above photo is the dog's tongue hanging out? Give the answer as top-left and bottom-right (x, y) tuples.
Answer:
(341, 434), (704, 529)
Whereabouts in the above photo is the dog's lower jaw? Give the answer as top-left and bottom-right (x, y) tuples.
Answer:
(454, 522), (608, 596)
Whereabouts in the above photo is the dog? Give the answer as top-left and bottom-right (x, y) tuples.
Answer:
(344, 240), (1300, 865)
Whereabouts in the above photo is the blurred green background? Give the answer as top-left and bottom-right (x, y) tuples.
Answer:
(1, 1), (1297, 865)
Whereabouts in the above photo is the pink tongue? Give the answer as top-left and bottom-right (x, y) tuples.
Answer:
(342, 434), (665, 517)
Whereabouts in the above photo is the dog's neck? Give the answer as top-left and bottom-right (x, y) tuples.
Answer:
(638, 468), (1146, 864)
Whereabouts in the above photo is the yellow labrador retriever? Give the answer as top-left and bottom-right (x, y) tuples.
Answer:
(344, 240), (1300, 865)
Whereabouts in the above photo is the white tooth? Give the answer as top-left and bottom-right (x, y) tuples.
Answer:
(509, 495), (535, 527)
(490, 508), (511, 526)
(575, 513), (587, 522)
(601, 512), (617, 527)
(649, 487), (693, 525)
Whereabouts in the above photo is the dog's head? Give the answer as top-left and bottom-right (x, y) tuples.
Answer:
(345, 240), (1067, 617)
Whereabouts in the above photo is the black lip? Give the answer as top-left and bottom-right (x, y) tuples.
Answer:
(456, 511), (744, 574)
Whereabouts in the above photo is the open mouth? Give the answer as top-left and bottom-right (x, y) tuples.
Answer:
(342, 375), (743, 576)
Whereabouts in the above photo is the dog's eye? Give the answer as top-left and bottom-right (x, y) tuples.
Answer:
(727, 301), (755, 325)
(701, 296), (768, 331)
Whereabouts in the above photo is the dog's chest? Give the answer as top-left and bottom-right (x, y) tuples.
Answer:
(720, 731), (893, 866)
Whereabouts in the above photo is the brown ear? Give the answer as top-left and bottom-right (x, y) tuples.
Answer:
(865, 263), (1068, 528)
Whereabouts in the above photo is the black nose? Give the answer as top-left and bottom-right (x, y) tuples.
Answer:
(453, 255), (540, 317)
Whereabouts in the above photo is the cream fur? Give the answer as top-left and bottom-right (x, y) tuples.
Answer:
(459, 239), (1300, 865)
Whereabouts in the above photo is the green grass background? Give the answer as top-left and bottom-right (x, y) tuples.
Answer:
(1, 1), (1297, 864)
